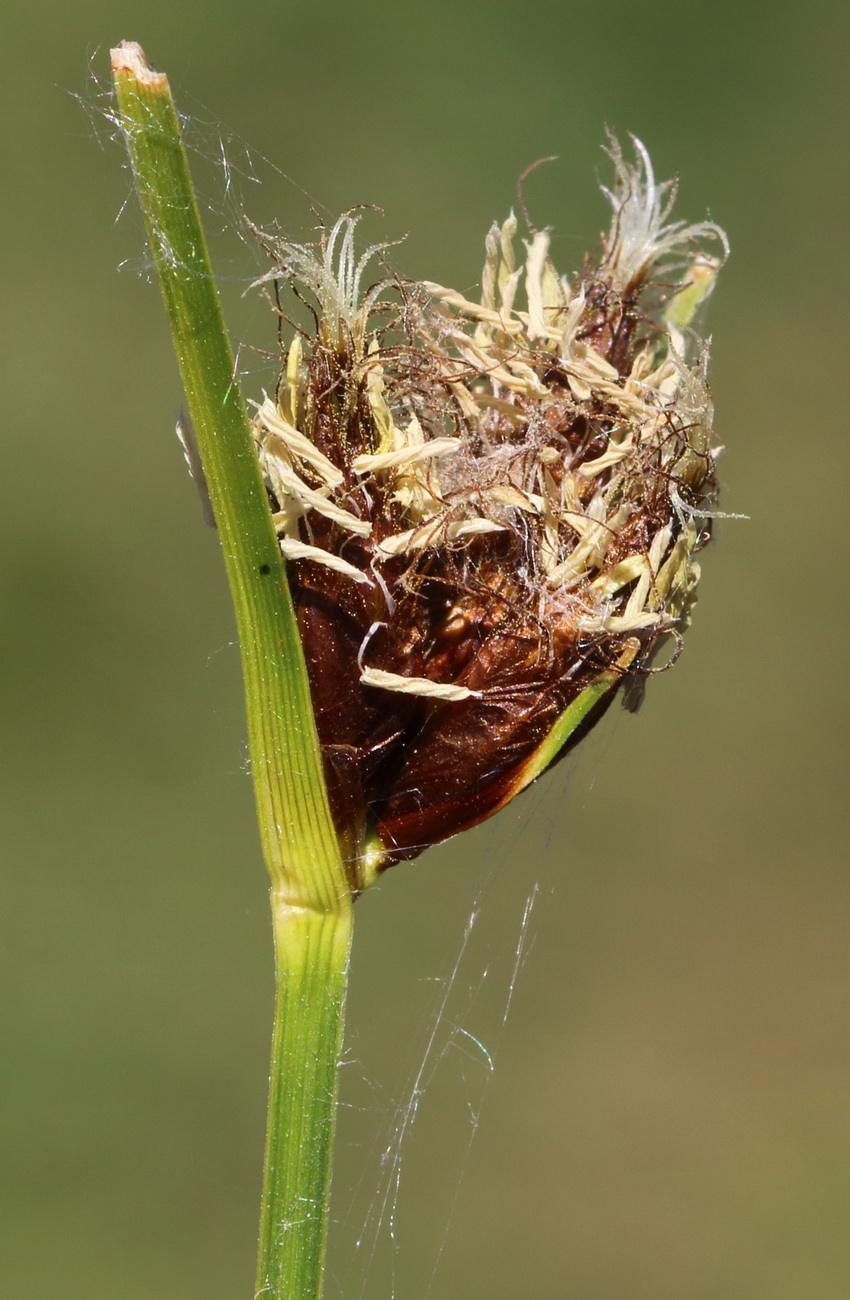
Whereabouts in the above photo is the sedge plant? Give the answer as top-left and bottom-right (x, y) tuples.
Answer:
(110, 41), (727, 1300)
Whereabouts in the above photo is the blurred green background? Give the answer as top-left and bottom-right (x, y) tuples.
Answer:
(2, 1), (848, 1296)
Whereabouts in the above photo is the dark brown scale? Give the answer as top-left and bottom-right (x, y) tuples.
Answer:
(370, 616), (631, 863)
(606, 296), (644, 375)
(283, 454), (636, 867)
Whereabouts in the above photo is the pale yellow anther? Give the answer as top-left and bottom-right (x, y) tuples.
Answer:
(592, 554), (648, 597)
(650, 527), (695, 611)
(271, 462), (371, 536)
(579, 431), (635, 479)
(280, 538), (371, 584)
(280, 335), (303, 427)
(498, 212), (518, 287)
(359, 667), (476, 701)
(376, 516), (507, 558)
(352, 438), (461, 475)
(480, 223), (500, 313)
(500, 267), (522, 318)
(257, 398), (343, 488)
(524, 230), (552, 342)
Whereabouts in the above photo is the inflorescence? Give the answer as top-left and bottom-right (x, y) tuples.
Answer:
(249, 136), (728, 883)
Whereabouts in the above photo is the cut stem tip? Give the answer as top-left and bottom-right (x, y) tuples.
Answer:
(110, 40), (167, 89)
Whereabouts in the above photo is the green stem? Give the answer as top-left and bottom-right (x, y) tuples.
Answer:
(110, 42), (352, 1298)
(109, 40), (345, 909)
(258, 899), (353, 1300)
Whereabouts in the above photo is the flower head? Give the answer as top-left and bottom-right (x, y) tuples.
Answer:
(250, 137), (727, 887)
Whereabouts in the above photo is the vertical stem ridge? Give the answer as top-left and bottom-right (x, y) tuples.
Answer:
(257, 901), (353, 1300)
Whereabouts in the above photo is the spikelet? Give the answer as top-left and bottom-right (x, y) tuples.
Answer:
(248, 139), (727, 884)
